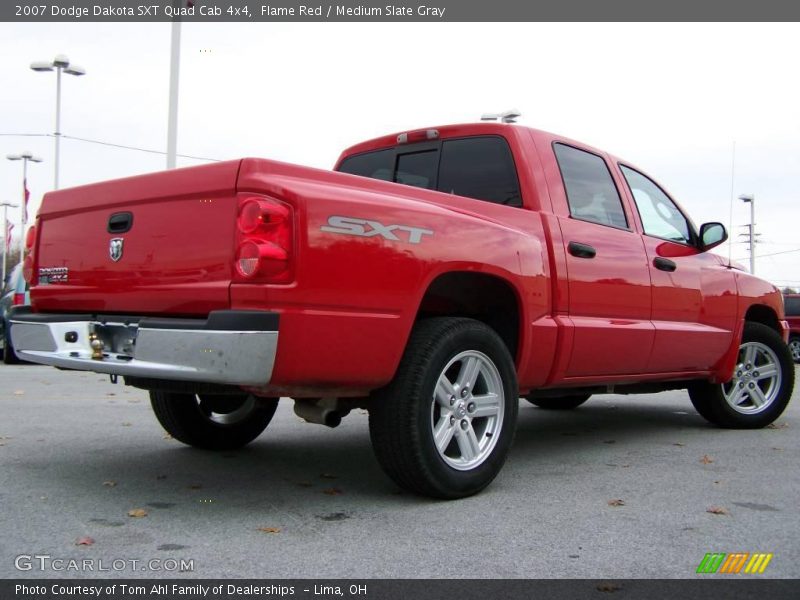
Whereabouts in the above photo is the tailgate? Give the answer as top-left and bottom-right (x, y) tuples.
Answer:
(32, 160), (242, 315)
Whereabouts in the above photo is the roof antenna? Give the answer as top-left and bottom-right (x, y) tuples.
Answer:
(481, 109), (521, 124)
(727, 140), (736, 268)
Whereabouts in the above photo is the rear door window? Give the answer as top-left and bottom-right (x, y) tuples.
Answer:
(554, 143), (628, 229)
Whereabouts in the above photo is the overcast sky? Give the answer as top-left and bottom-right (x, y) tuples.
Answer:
(1, 22), (799, 288)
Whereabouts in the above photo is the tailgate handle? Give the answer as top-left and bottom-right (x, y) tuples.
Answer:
(108, 212), (133, 234)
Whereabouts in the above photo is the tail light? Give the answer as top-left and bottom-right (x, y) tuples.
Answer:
(25, 226), (36, 248)
(397, 129), (439, 144)
(13, 293), (26, 306)
(234, 195), (293, 283)
(22, 224), (37, 284)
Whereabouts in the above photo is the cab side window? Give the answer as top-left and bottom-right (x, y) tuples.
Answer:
(620, 165), (692, 244)
(554, 143), (628, 229)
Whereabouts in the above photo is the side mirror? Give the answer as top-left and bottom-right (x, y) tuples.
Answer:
(699, 222), (727, 251)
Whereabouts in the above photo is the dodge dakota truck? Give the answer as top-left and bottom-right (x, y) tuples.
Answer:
(10, 122), (795, 499)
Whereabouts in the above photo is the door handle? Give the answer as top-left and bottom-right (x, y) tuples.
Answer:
(108, 212), (133, 234)
(653, 257), (677, 272)
(568, 241), (596, 259)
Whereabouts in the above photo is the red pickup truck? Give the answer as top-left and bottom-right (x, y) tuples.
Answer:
(10, 122), (794, 499)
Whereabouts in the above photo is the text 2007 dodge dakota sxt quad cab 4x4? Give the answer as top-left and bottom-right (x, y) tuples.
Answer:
(10, 122), (795, 499)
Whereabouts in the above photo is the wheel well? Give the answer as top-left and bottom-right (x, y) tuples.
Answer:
(416, 272), (520, 361)
(744, 304), (781, 334)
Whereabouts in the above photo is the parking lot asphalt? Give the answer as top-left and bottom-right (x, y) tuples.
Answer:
(0, 365), (798, 579)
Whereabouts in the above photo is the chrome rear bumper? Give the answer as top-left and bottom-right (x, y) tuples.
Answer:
(9, 308), (278, 387)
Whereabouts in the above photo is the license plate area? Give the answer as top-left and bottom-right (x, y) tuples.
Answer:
(89, 322), (139, 359)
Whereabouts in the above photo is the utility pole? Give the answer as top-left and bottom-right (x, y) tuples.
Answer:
(739, 194), (756, 274)
(6, 152), (43, 266)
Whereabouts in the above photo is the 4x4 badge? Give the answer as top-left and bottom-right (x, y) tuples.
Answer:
(109, 238), (124, 262)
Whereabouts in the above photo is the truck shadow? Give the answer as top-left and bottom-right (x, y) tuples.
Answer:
(15, 395), (721, 507)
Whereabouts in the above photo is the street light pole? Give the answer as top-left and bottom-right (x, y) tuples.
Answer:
(30, 54), (86, 190)
(6, 152), (43, 266)
(167, 21), (182, 169)
(739, 194), (756, 274)
(1, 202), (18, 287)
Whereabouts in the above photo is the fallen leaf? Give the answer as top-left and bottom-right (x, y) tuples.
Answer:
(607, 499), (625, 507)
(75, 536), (95, 546)
(706, 506), (729, 515)
(673, 442), (685, 447)
(13, 390), (24, 396)
(257, 527), (281, 534)
(320, 473), (338, 479)
(162, 433), (173, 440)
(766, 422), (788, 429)
(189, 484), (202, 490)
(106, 393), (116, 397)
(323, 487), (343, 496)
(700, 455), (714, 464)
(121, 422), (132, 427)
(296, 482), (313, 488)
(713, 480), (722, 484)
(127, 508), (148, 518)
(102, 481), (117, 488)
(596, 583), (621, 593)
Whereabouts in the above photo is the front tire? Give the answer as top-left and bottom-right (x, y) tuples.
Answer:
(150, 391), (279, 450)
(689, 322), (794, 429)
(369, 317), (518, 499)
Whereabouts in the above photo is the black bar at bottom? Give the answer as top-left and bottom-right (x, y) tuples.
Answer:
(3, 579), (799, 600)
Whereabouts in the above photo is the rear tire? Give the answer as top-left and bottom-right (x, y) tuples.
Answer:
(689, 322), (794, 429)
(150, 391), (279, 450)
(369, 317), (518, 499)
(526, 395), (590, 410)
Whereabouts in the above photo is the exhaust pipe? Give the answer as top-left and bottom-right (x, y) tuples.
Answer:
(293, 399), (348, 428)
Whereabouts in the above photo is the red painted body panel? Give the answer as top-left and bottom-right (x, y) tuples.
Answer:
(27, 122), (787, 396)
(232, 156), (549, 390)
(32, 160), (241, 315)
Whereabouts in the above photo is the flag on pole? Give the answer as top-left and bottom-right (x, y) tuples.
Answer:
(4, 221), (13, 254)
(23, 178), (30, 225)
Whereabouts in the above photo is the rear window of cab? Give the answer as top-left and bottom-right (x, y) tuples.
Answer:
(337, 136), (522, 208)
